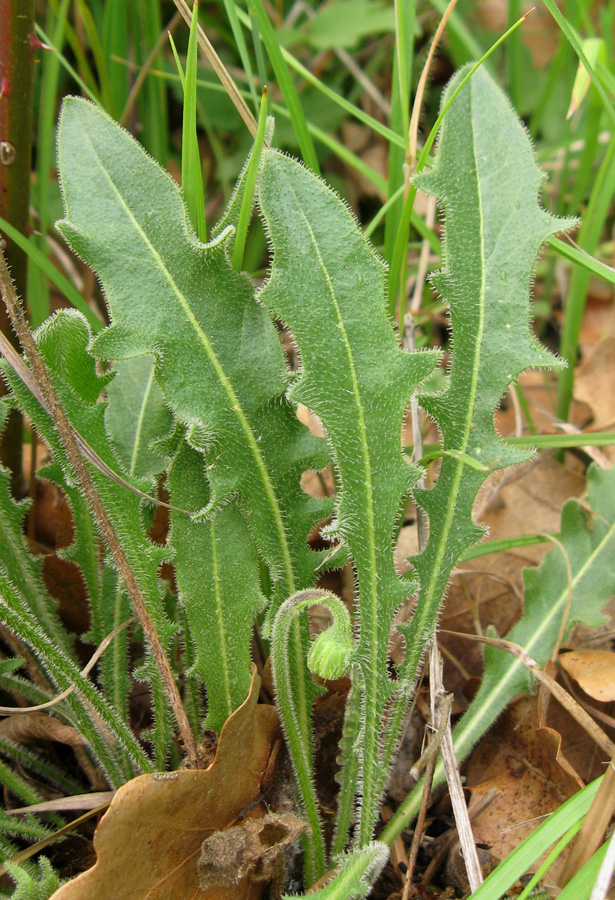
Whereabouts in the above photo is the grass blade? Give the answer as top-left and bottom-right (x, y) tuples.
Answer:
(556, 133), (615, 420)
(543, 0), (615, 128)
(248, 0), (319, 173)
(181, 1), (207, 242)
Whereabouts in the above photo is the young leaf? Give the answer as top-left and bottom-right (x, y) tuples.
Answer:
(258, 149), (438, 845)
(395, 63), (576, 739)
(167, 440), (265, 733)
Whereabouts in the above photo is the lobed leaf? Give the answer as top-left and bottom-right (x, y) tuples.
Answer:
(378, 63), (578, 850)
(258, 149), (438, 843)
(55, 97), (332, 623)
(400, 63), (576, 685)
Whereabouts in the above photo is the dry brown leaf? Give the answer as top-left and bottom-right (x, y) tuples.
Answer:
(464, 696), (583, 869)
(50, 669), (280, 900)
(560, 649), (615, 702)
(0, 713), (84, 747)
(577, 294), (615, 359)
(574, 338), (615, 461)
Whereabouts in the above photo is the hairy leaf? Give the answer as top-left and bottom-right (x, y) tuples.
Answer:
(0, 467), (70, 659)
(55, 99), (336, 876)
(397, 63), (576, 716)
(5, 857), (62, 899)
(1, 311), (171, 768)
(258, 149), (437, 843)
(104, 355), (174, 752)
(168, 441), (265, 733)
(105, 356), (172, 480)
(290, 842), (389, 900)
(376, 64), (578, 848)
(0, 571), (149, 784)
(56, 98), (332, 621)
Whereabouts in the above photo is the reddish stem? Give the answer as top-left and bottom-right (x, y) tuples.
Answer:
(0, 0), (35, 493)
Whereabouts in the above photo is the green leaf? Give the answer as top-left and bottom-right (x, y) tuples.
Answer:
(258, 149), (437, 845)
(0, 571), (148, 785)
(249, 0), (320, 173)
(168, 440), (265, 733)
(466, 777), (602, 900)
(104, 355), (175, 754)
(288, 842), (389, 900)
(5, 856), (62, 899)
(383, 466), (615, 846)
(304, 0), (395, 51)
(400, 62), (576, 692)
(181, 0), (207, 242)
(105, 356), (173, 480)
(1, 310), (172, 769)
(56, 98), (332, 618)
(0, 734), (82, 797)
(0, 467), (71, 659)
(454, 464), (615, 768)
(378, 62), (577, 848)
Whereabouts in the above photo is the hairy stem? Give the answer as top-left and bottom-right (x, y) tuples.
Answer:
(0, 250), (199, 769)
(272, 589), (353, 884)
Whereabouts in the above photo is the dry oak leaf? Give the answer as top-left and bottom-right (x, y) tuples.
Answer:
(0, 713), (85, 747)
(50, 669), (280, 900)
(465, 695), (583, 869)
(560, 649), (615, 702)
(574, 338), (615, 461)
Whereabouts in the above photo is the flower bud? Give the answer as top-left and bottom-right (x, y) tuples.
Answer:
(307, 624), (353, 680)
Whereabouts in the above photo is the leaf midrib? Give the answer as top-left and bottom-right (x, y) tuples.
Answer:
(421, 90), (486, 611)
(210, 520), (232, 719)
(285, 180), (378, 629)
(281, 172), (383, 837)
(78, 131), (295, 594)
(129, 364), (155, 478)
